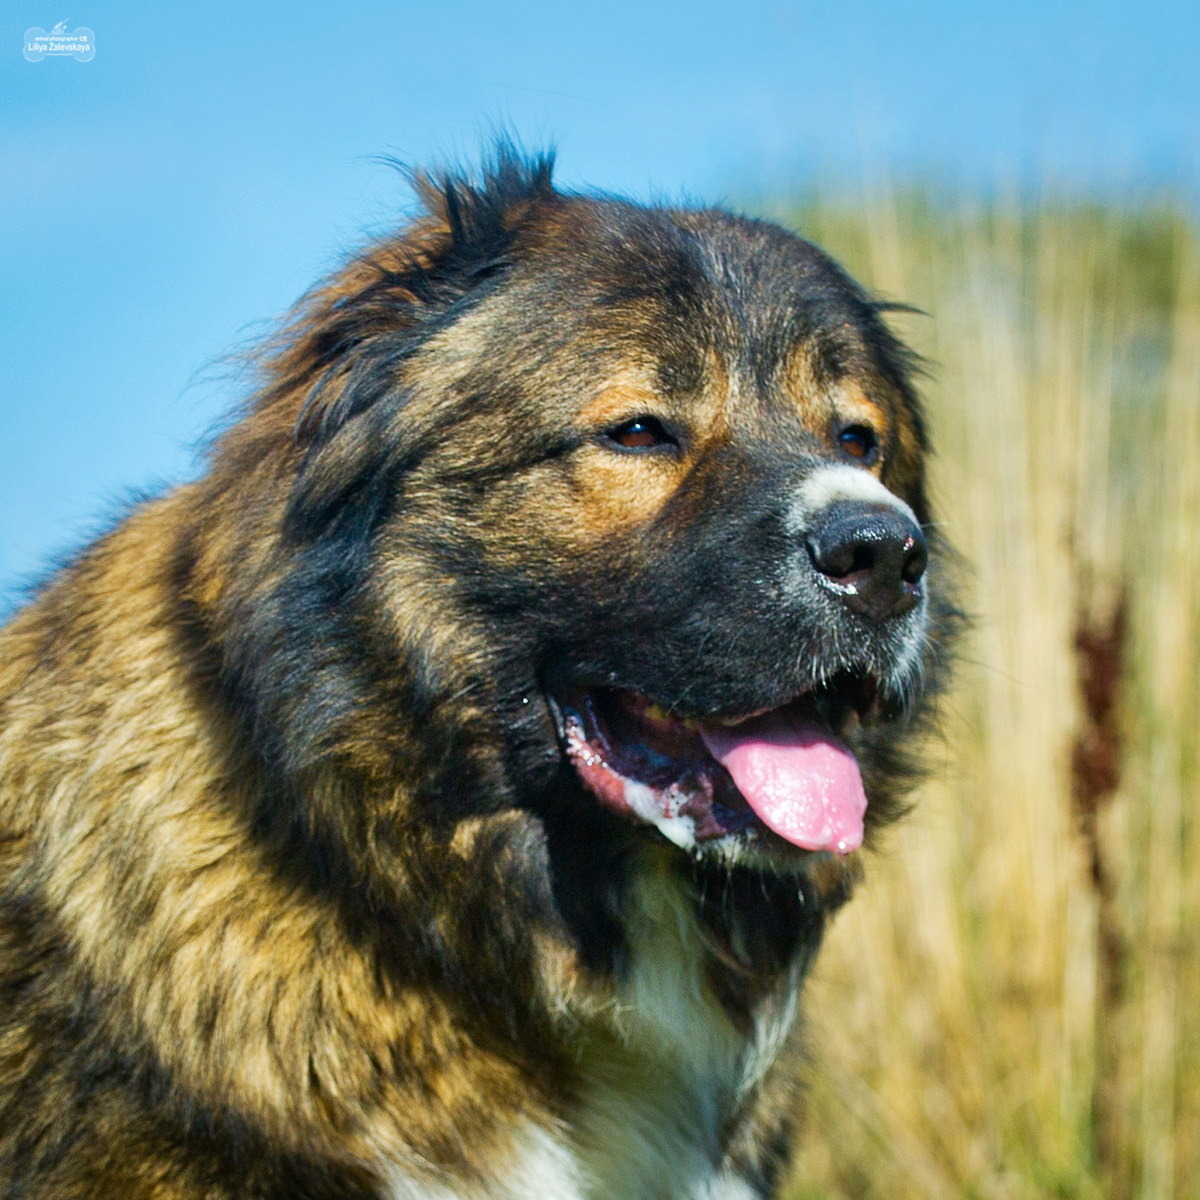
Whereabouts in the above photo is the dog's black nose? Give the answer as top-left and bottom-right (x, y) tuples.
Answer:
(806, 502), (927, 622)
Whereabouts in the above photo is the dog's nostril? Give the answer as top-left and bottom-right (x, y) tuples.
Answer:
(812, 540), (874, 579)
(900, 535), (928, 585)
(806, 502), (928, 622)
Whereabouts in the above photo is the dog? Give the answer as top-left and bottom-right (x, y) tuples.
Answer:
(0, 147), (953, 1199)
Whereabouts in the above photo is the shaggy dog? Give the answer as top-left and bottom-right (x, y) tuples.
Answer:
(0, 149), (953, 1199)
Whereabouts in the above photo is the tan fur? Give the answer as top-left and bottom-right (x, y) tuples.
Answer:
(0, 506), (537, 1180)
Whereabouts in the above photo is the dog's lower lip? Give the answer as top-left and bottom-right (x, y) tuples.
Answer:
(548, 688), (755, 844)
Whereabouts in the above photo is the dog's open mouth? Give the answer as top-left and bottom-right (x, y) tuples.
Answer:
(550, 678), (878, 855)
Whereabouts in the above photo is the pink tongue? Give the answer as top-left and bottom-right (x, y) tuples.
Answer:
(699, 712), (866, 854)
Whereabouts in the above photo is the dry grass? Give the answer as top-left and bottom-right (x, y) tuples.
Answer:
(761, 190), (1200, 1199)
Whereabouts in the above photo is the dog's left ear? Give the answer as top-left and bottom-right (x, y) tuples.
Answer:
(272, 144), (559, 543)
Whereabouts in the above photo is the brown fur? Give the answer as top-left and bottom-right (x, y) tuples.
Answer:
(0, 149), (954, 1198)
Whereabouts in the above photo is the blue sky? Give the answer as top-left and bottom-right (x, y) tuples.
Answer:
(3, 0), (1198, 607)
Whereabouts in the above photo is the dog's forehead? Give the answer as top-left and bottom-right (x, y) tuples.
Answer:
(530, 202), (897, 427)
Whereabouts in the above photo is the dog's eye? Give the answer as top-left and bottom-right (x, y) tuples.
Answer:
(606, 417), (675, 451)
(838, 425), (878, 462)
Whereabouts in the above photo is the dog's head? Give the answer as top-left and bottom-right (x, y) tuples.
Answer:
(219, 149), (952, 874)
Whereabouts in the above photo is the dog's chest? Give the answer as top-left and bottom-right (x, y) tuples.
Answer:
(565, 868), (801, 1200)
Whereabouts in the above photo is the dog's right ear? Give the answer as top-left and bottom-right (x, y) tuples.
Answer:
(263, 144), (558, 543)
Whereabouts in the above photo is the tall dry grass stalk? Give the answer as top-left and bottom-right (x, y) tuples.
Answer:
(760, 191), (1200, 1199)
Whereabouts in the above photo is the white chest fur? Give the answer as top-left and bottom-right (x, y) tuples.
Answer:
(568, 866), (802, 1200)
